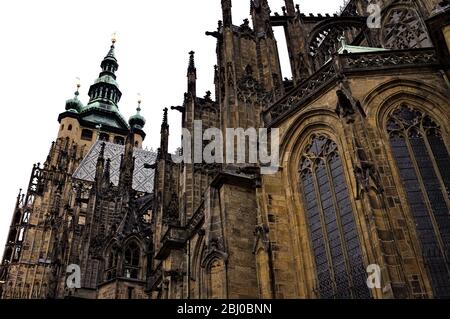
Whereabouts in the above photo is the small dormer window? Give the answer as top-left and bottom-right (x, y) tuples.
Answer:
(114, 136), (124, 145)
(99, 133), (110, 142)
(81, 129), (93, 141)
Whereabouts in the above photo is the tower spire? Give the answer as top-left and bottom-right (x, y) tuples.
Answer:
(221, 0), (233, 27)
(95, 142), (106, 188)
(87, 34), (122, 107)
(284, 0), (295, 16)
(119, 132), (135, 190)
(161, 107), (169, 131)
(129, 94), (146, 131)
(160, 108), (169, 159)
(129, 93), (147, 144)
(251, 0), (272, 34)
(187, 51), (197, 96)
(65, 77), (83, 112)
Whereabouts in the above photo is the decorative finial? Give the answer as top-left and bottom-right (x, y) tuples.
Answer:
(99, 142), (106, 158)
(75, 77), (81, 97)
(338, 36), (347, 50)
(96, 124), (103, 141)
(162, 107), (168, 126)
(111, 32), (117, 46)
(188, 51), (195, 70)
(137, 93), (142, 113)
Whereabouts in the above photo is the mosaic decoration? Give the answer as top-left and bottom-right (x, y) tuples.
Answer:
(73, 141), (156, 193)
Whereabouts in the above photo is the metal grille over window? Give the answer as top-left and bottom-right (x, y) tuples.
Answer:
(299, 135), (371, 299)
(387, 105), (450, 298)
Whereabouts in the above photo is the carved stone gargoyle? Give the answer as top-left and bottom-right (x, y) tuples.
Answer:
(164, 192), (179, 225)
(253, 224), (270, 253)
(354, 138), (384, 199)
(335, 89), (356, 123)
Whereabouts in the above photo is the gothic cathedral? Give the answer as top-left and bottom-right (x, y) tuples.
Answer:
(1, 0), (450, 299)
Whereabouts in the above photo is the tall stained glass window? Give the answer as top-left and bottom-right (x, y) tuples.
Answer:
(387, 105), (450, 298)
(299, 135), (371, 299)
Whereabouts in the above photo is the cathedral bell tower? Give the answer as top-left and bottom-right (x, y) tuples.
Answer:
(57, 34), (134, 152)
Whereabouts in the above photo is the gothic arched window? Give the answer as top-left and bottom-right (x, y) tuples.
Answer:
(299, 135), (370, 299)
(387, 105), (450, 298)
(124, 241), (140, 279)
(382, 7), (432, 49)
(105, 245), (118, 281)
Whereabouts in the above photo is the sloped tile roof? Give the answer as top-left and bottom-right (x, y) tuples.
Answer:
(72, 141), (156, 193)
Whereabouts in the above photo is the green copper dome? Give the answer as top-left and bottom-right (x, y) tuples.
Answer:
(129, 102), (146, 129)
(59, 39), (139, 135)
(65, 91), (83, 112)
(67, 108), (79, 114)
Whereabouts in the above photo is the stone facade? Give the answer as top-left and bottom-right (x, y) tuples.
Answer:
(0, 40), (155, 299)
(1, 0), (450, 299)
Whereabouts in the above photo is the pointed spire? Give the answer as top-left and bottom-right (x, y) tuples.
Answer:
(187, 51), (197, 96)
(95, 142), (106, 187)
(162, 107), (169, 130)
(103, 158), (111, 187)
(65, 78), (83, 112)
(251, 0), (272, 34)
(99, 141), (106, 159)
(221, 0), (233, 27)
(188, 51), (196, 73)
(107, 32), (117, 58)
(101, 33), (118, 75)
(284, 0), (295, 16)
(87, 34), (122, 107)
(119, 132), (135, 190)
(129, 93), (146, 131)
(160, 108), (169, 159)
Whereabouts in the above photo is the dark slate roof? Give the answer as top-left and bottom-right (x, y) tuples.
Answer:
(72, 141), (156, 193)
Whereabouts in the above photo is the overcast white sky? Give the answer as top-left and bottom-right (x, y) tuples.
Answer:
(0, 0), (342, 257)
